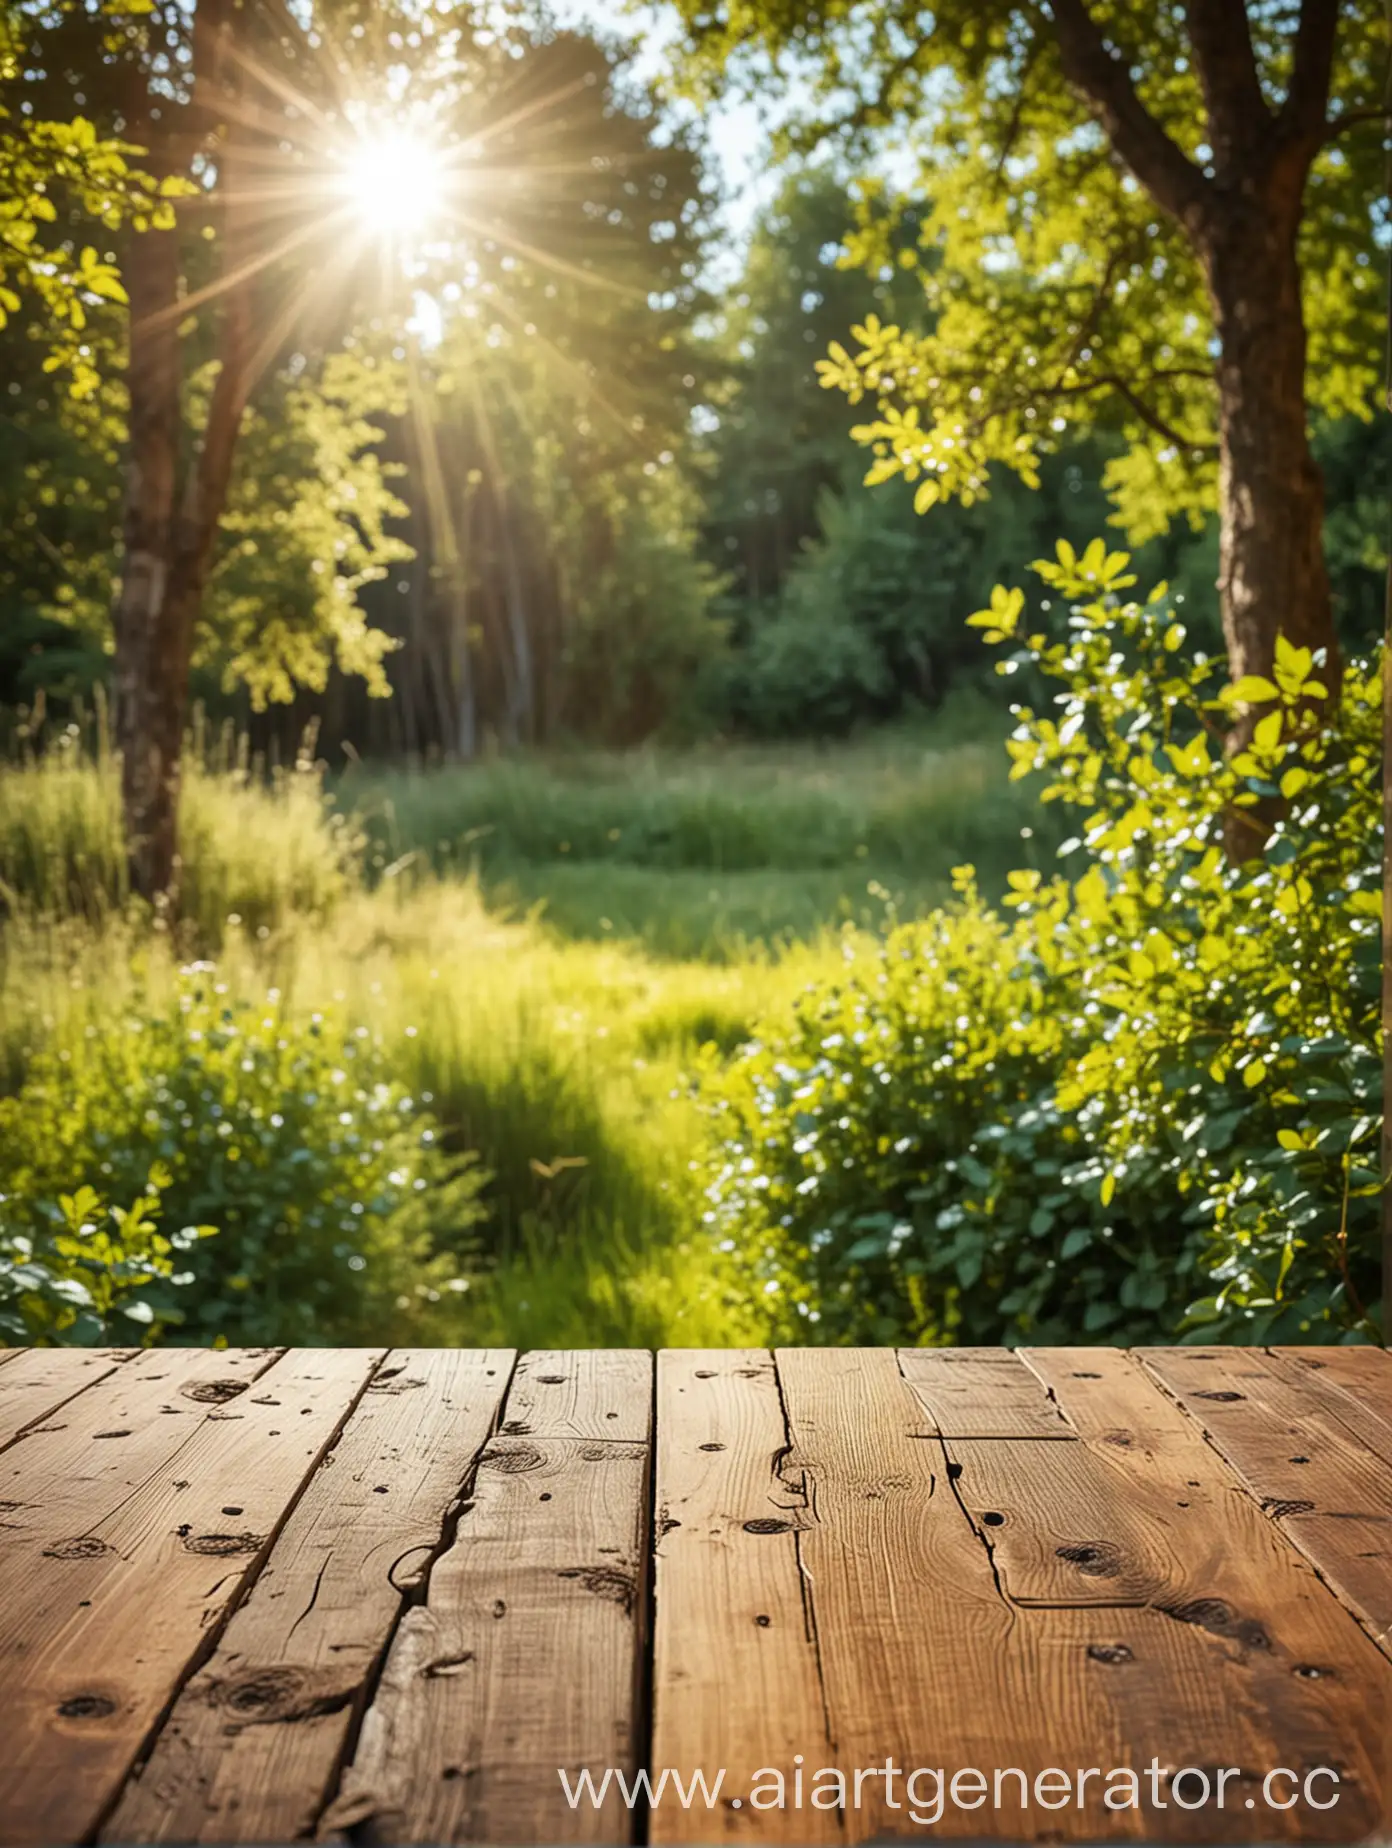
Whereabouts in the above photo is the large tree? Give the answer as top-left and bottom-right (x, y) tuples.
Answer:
(672, 0), (1388, 712)
(7, 0), (713, 896)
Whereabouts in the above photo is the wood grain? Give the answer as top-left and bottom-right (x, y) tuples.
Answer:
(104, 1348), (515, 1845)
(1142, 1347), (1392, 1650)
(774, 1347), (1154, 1841)
(3, 1345), (1390, 1845)
(1022, 1348), (1390, 1836)
(500, 1348), (650, 1442)
(322, 1350), (652, 1846)
(1262, 1347), (1392, 1468)
(650, 1349), (836, 1845)
(1276, 1345), (1392, 1405)
(896, 1346), (1077, 1438)
(0, 1347), (135, 1452)
(0, 1348), (378, 1846)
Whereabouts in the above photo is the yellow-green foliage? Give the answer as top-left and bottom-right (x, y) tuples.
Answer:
(3, 720), (1035, 1348)
(0, 93), (193, 398)
(0, 1181), (207, 1345)
(0, 741), (360, 943)
(700, 0), (1389, 543)
(0, 877), (817, 1349)
(0, 957), (483, 1344)
(699, 543), (1382, 1347)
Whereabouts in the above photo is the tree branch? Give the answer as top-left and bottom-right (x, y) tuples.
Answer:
(1281, 0), (1341, 141)
(1321, 103), (1391, 141)
(1046, 0), (1210, 227)
(1034, 373), (1220, 452)
(1182, 0), (1269, 168)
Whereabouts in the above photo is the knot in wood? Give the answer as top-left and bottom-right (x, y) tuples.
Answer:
(180, 1380), (247, 1404)
(478, 1443), (544, 1473)
(1086, 1643), (1134, 1666)
(57, 1694), (116, 1720)
(1056, 1541), (1123, 1578)
(182, 1531), (265, 1556)
(43, 1535), (111, 1560)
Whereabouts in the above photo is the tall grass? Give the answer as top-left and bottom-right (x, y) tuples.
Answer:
(345, 707), (1057, 957)
(0, 708), (1042, 1344)
(0, 747), (359, 944)
(0, 880), (804, 1344)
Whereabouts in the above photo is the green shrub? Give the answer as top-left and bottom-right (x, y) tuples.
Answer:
(697, 877), (1202, 1344)
(730, 594), (894, 737)
(0, 963), (486, 1343)
(0, 1182), (210, 1345)
(699, 541), (1382, 1346)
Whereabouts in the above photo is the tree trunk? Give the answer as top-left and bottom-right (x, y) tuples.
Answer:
(111, 212), (184, 903)
(112, 252), (254, 901)
(1048, 0), (1343, 714)
(110, 0), (257, 904)
(1204, 199), (1339, 694)
(1199, 181), (1341, 859)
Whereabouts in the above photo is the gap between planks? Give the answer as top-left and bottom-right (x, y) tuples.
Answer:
(651, 1347), (1390, 1844)
(105, 1348), (518, 1847)
(4, 1346), (1391, 1847)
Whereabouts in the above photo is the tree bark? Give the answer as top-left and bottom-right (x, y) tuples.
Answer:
(112, 273), (255, 899)
(110, 0), (261, 903)
(1203, 195), (1339, 694)
(111, 146), (184, 903)
(1049, 0), (1344, 707)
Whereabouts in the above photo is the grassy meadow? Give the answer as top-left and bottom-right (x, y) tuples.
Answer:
(0, 702), (1052, 1346)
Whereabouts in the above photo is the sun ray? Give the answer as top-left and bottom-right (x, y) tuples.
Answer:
(455, 70), (598, 158)
(436, 201), (646, 301)
(216, 33), (339, 134)
(135, 207), (353, 332)
(476, 286), (661, 460)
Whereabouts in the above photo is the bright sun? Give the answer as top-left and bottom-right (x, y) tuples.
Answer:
(340, 130), (447, 238)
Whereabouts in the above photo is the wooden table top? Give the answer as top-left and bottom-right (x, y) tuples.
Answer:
(0, 1346), (1388, 1846)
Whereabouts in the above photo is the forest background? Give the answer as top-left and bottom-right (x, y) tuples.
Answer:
(0, 0), (1386, 1352)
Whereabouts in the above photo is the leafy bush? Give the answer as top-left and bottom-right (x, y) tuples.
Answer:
(0, 1182), (210, 1344)
(699, 541), (1382, 1346)
(0, 963), (486, 1343)
(698, 877), (1201, 1344)
(729, 592), (894, 738)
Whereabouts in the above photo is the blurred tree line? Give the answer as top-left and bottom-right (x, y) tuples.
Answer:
(2, 5), (1387, 765)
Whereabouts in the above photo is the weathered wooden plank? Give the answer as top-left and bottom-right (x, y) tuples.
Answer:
(0, 1347), (276, 1551)
(650, 1350), (836, 1846)
(1022, 1348), (1390, 1834)
(899, 1350), (1170, 1604)
(103, 1348), (515, 1846)
(0, 1348), (379, 1847)
(501, 1348), (651, 1443)
(1143, 1347), (1392, 1649)
(773, 1348), (1129, 1842)
(897, 1346), (1077, 1438)
(0, 1344), (24, 1365)
(1263, 1347), (1392, 1468)
(776, 1347), (1376, 1842)
(1277, 1345), (1392, 1401)
(946, 1435), (1172, 1606)
(0, 1347), (136, 1453)
(323, 1350), (652, 1846)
